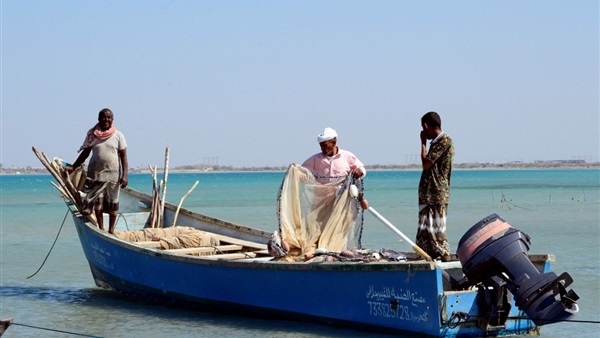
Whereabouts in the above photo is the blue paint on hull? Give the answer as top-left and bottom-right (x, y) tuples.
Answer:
(69, 201), (538, 337)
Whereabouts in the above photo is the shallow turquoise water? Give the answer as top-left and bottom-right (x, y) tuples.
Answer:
(1, 169), (598, 337)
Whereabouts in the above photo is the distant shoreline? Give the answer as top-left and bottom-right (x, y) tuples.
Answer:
(2, 162), (599, 176)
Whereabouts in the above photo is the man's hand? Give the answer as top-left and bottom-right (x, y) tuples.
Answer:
(360, 198), (369, 210)
(420, 130), (428, 144)
(351, 168), (364, 178)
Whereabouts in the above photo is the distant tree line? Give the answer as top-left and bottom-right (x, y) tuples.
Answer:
(2, 161), (598, 175)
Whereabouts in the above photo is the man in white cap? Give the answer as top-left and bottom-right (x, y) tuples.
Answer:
(302, 127), (366, 184)
(268, 127), (368, 259)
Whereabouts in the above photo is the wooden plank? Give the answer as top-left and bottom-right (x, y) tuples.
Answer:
(197, 231), (267, 250)
(136, 241), (162, 248)
(202, 252), (257, 260)
(129, 230), (267, 251)
(165, 244), (242, 255)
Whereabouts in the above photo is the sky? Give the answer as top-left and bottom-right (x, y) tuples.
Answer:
(1, 1), (598, 169)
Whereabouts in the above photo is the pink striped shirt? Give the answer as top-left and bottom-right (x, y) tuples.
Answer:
(302, 149), (366, 184)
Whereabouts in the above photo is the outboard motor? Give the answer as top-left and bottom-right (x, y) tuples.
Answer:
(457, 214), (579, 326)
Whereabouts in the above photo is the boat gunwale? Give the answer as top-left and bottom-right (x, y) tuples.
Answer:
(68, 200), (554, 273)
(68, 202), (440, 271)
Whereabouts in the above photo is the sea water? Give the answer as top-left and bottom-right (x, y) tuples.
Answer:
(1, 169), (599, 337)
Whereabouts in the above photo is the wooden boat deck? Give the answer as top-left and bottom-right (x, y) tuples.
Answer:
(121, 212), (271, 260)
(111, 210), (553, 271)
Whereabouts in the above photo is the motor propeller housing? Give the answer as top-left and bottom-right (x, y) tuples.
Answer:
(457, 214), (579, 326)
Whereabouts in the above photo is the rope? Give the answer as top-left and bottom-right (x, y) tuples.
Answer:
(352, 176), (365, 248)
(211, 246), (224, 255)
(404, 263), (418, 284)
(443, 313), (600, 328)
(26, 209), (69, 279)
(116, 212), (130, 230)
(11, 322), (103, 337)
(314, 174), (345, 180)
(506, 316), (600, 324)
(446, 311), (471, 329)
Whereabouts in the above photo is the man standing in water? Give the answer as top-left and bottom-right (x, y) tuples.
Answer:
(68, 108), (128, 234)
(417, 111), (454, 261)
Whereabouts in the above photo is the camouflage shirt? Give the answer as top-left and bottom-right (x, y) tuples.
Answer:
(418, 133), (454, 205)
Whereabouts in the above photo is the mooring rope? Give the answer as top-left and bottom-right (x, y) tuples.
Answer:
(26, 209), (70, 279)
(11, 322), (104, 337)
(506, 316), (600, 324)
(442, 313), (600, 327)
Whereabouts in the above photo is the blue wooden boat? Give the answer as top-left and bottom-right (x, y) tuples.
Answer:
(60, 185), (578, 337)
(31, 147), (578, 337)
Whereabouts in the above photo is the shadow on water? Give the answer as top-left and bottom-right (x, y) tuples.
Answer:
(0, 285), (406, 338)
(0, 285), (101, 304)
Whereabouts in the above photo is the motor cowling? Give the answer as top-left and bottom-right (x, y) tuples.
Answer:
(457, 214), (579, 326)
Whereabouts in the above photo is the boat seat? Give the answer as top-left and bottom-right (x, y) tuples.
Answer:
(165, 244), (243, 255)
(131, 230), (268, 254)
(136, 241), (162, 248)
(202, 252), (257, 260)
(196, 231), (268, 250)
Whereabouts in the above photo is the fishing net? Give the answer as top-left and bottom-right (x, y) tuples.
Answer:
(274, 164), (364, 261)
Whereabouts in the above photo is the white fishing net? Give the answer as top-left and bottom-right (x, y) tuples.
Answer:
(274, 164), (364, 260)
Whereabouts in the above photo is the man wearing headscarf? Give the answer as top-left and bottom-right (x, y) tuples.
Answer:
(302, 127), (366, 184)
(68, 108), (128, 235)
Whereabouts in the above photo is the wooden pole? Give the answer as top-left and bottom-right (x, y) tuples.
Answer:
(172, 180), (199, 227)
(159, 147), (170, 228)
(46, 153), (83, 207)
(367, 207), (432, 261)
(148, 164), (159, 228)
(32, 147), (97, 226)
(32, 147), (78, 206)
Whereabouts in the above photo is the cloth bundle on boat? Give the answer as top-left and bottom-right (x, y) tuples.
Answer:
(273, 164), (364, 261)
(115, 226), (220, 250)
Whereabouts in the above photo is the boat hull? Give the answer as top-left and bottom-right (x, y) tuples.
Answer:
(68, 188), (543, 337)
